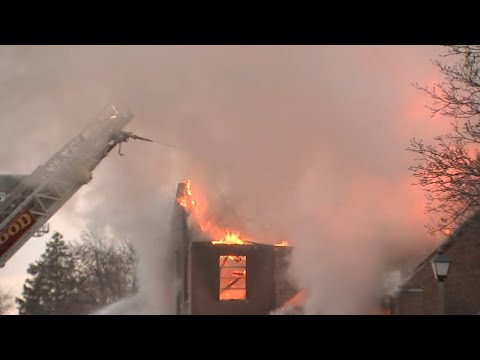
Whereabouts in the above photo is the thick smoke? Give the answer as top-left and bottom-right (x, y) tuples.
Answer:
(0, 46), (449, 314)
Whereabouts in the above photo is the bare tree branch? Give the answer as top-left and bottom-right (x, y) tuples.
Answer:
(409, 45), (480, 234)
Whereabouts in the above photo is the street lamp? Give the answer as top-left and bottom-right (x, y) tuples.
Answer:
(431, 250), (451, 315)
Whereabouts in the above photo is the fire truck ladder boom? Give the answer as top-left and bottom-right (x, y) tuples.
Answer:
(0, 105), (150, 268)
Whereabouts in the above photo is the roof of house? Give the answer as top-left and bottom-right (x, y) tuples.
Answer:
(398, 210), (480, 289)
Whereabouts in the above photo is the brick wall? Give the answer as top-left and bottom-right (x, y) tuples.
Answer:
(191, 242), (277, 315)
(394, 217), (480, 315)
(273, 247), (298, 309)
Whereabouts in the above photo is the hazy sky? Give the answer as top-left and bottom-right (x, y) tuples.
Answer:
(0, 45), (453, 313)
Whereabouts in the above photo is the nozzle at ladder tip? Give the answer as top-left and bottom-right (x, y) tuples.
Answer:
(133, 135), (153, 142)
(121, 131), (153, 142)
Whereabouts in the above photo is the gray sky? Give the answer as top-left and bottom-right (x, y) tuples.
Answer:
(0, 45), (451, 313)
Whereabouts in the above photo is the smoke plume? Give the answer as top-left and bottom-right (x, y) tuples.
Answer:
(0, 45), (449, 314)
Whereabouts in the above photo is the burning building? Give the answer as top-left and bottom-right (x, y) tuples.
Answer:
(172, 180), (299, 315)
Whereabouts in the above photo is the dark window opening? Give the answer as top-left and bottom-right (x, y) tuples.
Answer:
(219, 255), (246, 301)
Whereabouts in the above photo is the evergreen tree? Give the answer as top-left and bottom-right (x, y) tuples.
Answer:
(16, 227), (138, 315)
(16, 232), (80, 315)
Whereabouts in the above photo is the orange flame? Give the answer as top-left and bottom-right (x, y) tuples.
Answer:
(177, 179), (196, 211)
(232, 269), (247, 277)
(177, 179), (288, 247)
(219, 255), (247, 300)
(212, 230), (249, 245)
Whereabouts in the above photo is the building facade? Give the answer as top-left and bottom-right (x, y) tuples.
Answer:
(393, 213), (480, 315)
(172, 182), (298, 315)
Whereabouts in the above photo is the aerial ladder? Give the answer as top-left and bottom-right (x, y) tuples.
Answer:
(0, 105), (152, 268)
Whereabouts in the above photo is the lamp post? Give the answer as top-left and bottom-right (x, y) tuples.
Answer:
(431, 250), (451, 315)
